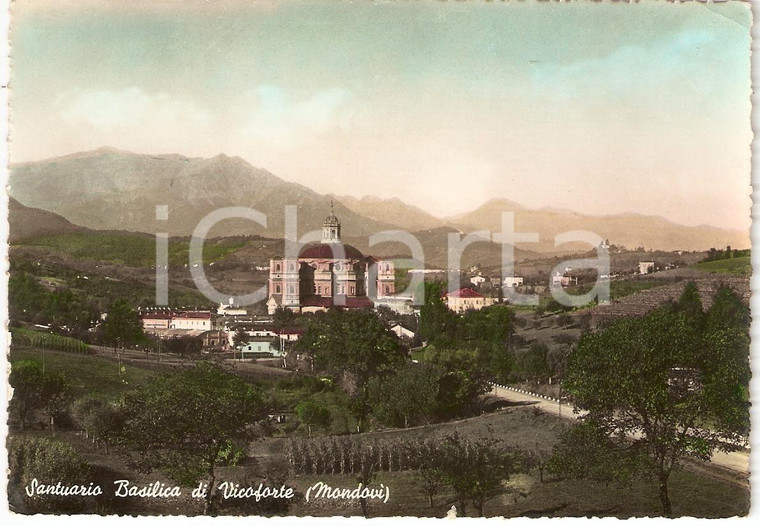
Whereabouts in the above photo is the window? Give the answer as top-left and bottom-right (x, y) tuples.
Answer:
(275, 284), (281, 294)
(275, 263), (281, 272)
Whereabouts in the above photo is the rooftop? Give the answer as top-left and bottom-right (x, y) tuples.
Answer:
(445, 288), (485, 299)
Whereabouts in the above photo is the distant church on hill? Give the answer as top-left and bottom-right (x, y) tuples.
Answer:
(266, 204), (396, 314)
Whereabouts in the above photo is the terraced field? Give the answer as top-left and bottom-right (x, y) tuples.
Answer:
(587, 275), (750, 327)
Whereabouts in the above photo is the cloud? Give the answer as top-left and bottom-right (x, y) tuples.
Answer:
(532, 30), (716, 101)
(244, 85), (352, 148)
(60, 87), (211, 130)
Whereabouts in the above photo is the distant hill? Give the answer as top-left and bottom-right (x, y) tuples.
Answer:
(333, 194), (443, 232)
(7, 197), (85, 242)
(344, 226), (541, 269)
(9, 148), (749, 253)
(9, 148), (396, 239)
(447, 198), (750, 253)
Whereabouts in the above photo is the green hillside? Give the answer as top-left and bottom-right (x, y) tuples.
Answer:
(16, 232), (246, 268)
(691, 256), (751, 277)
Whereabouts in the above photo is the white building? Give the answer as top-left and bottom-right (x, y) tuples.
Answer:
(171, 312), (213, 331)
(389, 323), (415, 340)
(639, 261), (655, 275)
(503, 276), (524, 288)
(552, 272), (577, 287)
(444, 288), (488, 314)
(470, 275), (487, 287)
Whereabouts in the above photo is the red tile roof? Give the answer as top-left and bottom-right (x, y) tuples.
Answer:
(299, 243), (365, 260)
(445, 288), (485, 299)
(279, 326), (306, 334)
(140, 312), (173, 320)
(174, 311), (213, 319)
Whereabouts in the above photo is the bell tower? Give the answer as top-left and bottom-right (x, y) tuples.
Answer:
(321, 201), (341, 244)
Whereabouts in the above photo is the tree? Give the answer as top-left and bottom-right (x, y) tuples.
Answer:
(295, 400), (331, 437)
(100, 299), (144, 347)
(8, 437), (91, 513)
(369, 362), (440, 428)
(9, 360), (68, 430)
(296, 309), (406, 431)
(515, 343), (551, 382)
(232, 327), (248, 349)
(272, 306), (298, 330)
(418, 459), (447, 508)
(436, 433), (522, 517)
(418, 282), (457, 346)
(562, 296), (750, 516)
(122, 361), (265, 514)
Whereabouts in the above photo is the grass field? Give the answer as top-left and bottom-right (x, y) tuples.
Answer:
(691, 256), (751, 277)
(9, 348), (158, 399)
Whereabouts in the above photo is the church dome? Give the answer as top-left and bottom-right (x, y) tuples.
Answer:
(300, 243), (364, 260)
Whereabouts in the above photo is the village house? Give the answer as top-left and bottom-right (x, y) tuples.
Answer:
(444, 287), (488, 313)
(470, 274), (487, 287)
(503, 276), (524, 288)
(552, 272), (577, 287)
(139, 311), (173, 331)
(217, 302), (247, 316)
(171, 311), (213, 331)
(237, 338), (282, 359)
(639, 261), (656, 275)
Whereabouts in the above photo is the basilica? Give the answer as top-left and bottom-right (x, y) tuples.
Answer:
(266, 205), (396, 314)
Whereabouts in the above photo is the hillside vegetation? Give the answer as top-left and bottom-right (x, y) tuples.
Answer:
(16, 232), (247, 268)
(691, 256), (751, 277)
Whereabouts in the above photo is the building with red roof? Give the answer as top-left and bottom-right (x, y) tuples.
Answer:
(444, 287), (488, 314)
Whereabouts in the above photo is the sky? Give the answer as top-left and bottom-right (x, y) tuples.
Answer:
(9, 0), (753, 231)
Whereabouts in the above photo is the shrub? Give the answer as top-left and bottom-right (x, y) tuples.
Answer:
(8, 437), (91, 513)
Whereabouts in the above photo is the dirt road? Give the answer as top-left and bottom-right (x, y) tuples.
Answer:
(490, 384), (750, 475)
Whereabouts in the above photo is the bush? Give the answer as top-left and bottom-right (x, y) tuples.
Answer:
(8, 437), (92, 513)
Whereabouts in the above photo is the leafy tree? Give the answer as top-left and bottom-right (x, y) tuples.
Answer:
(295, 400), (331, 437)
(100, 299), (145, 347)
(418, 282), (457, 346)
(8, 437), (91, 513)
(436, 433), (523, 517)
(121, 362), (265, 514)
(418, 457), (447, 508)
(423, 346), (487, 419)
(296, 309), (406, 431)
(369, 362), (440, 428)
(89, 403), (127, 454)
(515, 343), (551, 382)
(232, 327), (248, 349)
(9, 360), (68, 430)
(562, 299), (750, 516)
(672, 281), (705, 330)
(272, 306), (298, 330)
(548, 418), (648, 486)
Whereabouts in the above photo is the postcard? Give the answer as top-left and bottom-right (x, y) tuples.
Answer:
(3, 0), (753, 519)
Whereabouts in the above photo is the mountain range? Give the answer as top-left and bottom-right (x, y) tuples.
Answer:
(8, 148), (749, 253)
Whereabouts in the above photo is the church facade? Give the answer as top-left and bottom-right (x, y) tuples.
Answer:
(266, 206), (396, 314)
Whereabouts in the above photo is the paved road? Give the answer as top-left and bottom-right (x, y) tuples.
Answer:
(490, 385), (750, 475)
